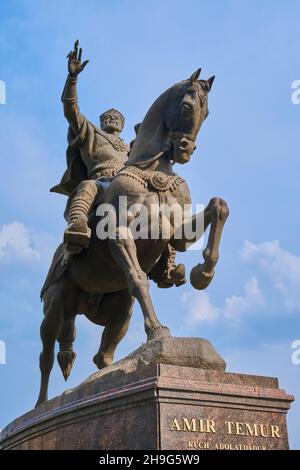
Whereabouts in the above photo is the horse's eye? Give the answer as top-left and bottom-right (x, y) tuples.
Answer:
(182, 104), (193, 115)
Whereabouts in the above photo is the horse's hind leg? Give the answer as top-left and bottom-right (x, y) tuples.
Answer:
(109, 227), (170, 340)
(35, 285), (64, 407)
(93, 289), (134, 369)
(57, 318), (76, 381)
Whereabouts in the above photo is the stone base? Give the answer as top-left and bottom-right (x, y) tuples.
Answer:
(0, 338), (294, 450)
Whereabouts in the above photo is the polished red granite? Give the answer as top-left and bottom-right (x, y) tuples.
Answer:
(0, 364), (294, 450)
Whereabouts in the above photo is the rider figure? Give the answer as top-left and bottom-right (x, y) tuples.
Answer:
(51, 40), (185, 286)
(51, 40), (128, 254)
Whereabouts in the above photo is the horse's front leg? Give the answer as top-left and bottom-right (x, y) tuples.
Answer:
(190, 197), (229, 289)
(171, 197), (229, 290)
(109, 226), (171, 340)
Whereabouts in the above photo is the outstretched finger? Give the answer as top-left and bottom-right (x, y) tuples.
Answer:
(66, 51), (72, 60)
(80, 60), (89, 71)
(74, 39), (79, 59)
(78, 48), (82, 62)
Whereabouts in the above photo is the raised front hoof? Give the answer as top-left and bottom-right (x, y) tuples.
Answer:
(147, 325), (171, 341)
(93, 352), (113, 370)
(190, 264), (215, 290)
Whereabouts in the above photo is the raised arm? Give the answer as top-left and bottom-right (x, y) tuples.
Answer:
(61, 40), (89, 134)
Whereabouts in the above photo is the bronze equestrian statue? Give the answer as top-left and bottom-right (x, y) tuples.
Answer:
(36, 41), (229, 407)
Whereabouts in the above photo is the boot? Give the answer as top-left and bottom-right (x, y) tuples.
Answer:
(168, 263), (186, 287)
(64, 180), (98, 254)
(157, 262), (186, 288)
(149, 244), (186, 288)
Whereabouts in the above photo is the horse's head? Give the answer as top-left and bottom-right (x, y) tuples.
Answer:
(164, 69), (214, 164)
(126, 69), (214, 168)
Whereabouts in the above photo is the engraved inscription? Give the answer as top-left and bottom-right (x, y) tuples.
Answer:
(170, 417), (281, 439)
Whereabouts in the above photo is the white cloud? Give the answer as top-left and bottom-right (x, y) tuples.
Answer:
(223, 276), (264, 319)
(181, 290), (219, 323)
(0, 222), (56, 264)
(241, 240), (300, 311)
(0, 222), (39, 261)
(182, 276), (263, 325)
(183, 240), (300, 326)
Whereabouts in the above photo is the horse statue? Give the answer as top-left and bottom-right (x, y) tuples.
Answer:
(36, 67), (229, 407)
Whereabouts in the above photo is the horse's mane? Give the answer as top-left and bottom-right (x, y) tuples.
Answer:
(126, 80), (188, 168)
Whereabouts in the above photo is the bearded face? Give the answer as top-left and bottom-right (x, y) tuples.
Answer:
(101, 112), (124, 133)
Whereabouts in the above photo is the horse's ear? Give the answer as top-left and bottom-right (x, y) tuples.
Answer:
(134, 123), (142, 135)
(206, 75), (215, 92)
(189, 68), (201, 84)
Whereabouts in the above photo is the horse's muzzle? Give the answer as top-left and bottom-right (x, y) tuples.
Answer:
(172, 137), (195, 164)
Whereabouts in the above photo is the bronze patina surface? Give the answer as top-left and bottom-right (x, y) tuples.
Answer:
(35, 41), (229, 408)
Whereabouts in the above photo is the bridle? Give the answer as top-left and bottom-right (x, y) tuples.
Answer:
(166, 81), (206, 145)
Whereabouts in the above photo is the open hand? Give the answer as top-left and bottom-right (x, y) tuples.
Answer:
(67, 40), (89, 77)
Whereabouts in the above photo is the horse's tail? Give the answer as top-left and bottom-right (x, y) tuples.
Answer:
(57, 318), (77, 381)
(40, 244), (72, 301)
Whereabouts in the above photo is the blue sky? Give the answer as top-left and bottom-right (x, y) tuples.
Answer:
(0, 0), (299, 449)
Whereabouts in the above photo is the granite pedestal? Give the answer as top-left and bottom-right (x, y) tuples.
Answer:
(0, 338), (294, 450)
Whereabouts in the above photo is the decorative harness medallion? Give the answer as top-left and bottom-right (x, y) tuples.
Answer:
(149, 172), (171, 192)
